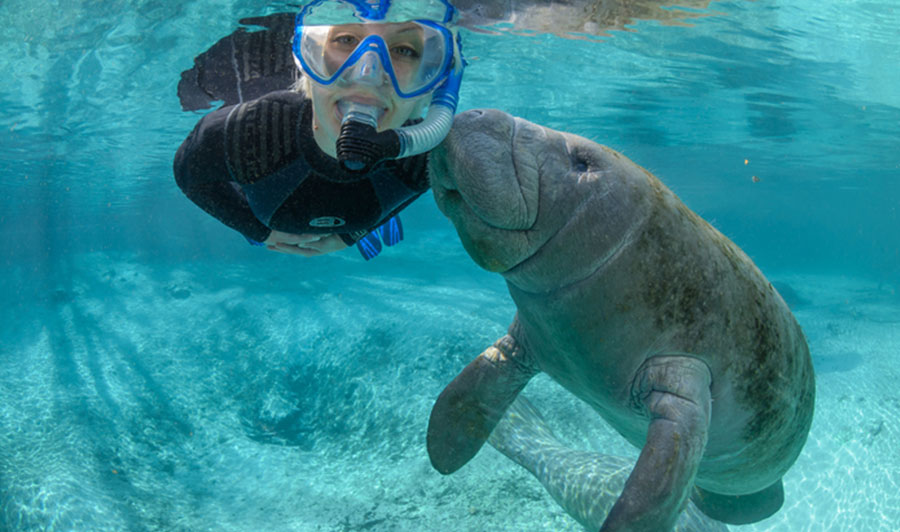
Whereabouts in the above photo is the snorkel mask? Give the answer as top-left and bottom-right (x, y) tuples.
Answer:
(293, 0), (464, 172)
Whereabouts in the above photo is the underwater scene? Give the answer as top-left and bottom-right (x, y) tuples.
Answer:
(1, 0), (898, 530)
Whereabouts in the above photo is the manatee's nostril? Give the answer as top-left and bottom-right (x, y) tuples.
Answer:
(469, 110), (484, 117)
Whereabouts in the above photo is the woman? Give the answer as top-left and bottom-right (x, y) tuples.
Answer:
(174, 0), (463, 259)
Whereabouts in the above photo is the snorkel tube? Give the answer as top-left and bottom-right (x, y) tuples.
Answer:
(336, 57), (463, 172)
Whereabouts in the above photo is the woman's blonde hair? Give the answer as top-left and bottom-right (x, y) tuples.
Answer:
(291, 75), (311, 97)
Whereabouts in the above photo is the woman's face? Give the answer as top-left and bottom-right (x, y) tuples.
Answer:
(308, 22), (432, 157)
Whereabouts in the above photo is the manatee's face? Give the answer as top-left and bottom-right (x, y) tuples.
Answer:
(430, 109), (614, 277)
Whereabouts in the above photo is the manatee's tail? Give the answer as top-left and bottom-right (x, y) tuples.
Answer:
(487, 396), (729, 532)
(487, 394), (560, 461)
(488, 396), (629, 530)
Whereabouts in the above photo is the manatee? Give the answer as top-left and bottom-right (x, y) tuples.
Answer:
(426, 109), (815, 531)
(489, 396), (729, 532)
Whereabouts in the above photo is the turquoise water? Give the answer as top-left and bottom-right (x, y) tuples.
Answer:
(1, 1), (898, 530)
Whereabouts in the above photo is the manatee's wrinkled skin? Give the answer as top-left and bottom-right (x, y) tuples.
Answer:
(426, 109), (815, 531)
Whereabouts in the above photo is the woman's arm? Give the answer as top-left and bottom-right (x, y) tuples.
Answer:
(173, 105), (273, 243)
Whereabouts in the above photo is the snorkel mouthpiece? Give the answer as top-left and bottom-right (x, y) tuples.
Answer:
(336, 101), (401, 172)
(335, 64), (462, 173)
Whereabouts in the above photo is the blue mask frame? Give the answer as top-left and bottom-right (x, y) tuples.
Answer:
(293, 19), (455, 99)
(298, 0), (456, 24)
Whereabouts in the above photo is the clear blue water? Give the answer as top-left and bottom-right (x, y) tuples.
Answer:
(1, 1), (898, 531)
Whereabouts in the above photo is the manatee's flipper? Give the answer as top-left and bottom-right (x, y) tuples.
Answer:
(178, 13), (298, 111)
(600, 355), (713, 531)
(691, 481), (783, 525)
(490, 396), (729, 532)
(427, 333), (538, 474)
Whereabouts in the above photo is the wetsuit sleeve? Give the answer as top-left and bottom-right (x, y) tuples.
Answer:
(174, 106), (272, 243)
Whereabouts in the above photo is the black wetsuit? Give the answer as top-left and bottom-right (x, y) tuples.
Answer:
(173, 90), (429, 246)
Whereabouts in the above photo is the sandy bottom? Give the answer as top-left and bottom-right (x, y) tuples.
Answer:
(1, 247), (897, 531)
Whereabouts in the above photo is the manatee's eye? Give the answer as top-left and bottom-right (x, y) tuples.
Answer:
(570, 148), (591, 172)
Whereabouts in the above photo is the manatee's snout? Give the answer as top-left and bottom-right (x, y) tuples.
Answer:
(430, 109), (539, 231)
(429, 109), (553, 272)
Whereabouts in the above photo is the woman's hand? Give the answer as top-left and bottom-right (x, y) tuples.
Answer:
(263, 230), (348, 257)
